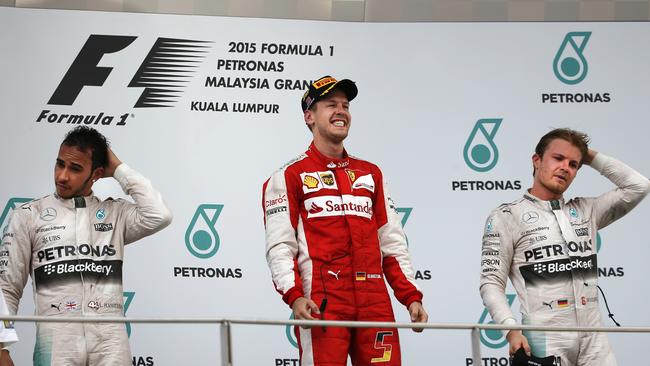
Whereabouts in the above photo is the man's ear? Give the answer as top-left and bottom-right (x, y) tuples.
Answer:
(304, 110), (314, 129)
(92, 167), (105, 181)
(532, 153), (541, 175)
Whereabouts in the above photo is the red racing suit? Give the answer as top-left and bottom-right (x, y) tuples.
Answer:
(263, 143), (422, 366)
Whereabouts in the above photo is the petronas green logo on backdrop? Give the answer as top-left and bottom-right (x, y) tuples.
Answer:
(286, 313), (298, 349)
(595, 232), (624, 278)
(185, 204), (223, 258)
(455, 120), (521, 191)
(123, 291), (135, 337)
(553, 32), (591, 85)
(278, 313), (300, 365)
(396, 207), (412, 246)
(543, 31), (609, 104)
(463, 119), (502, 172)
(478, 294), (516, 349)
(396, 207), (431, 280)
(0, 197), (32, 233)
(125, 292), (154, 366)
(176, 204), (242, 279)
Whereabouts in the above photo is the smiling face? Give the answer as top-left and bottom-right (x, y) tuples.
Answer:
(304, 89), (351, 146)
(531, 138), (583, 200)
(54, 144), (104, 199)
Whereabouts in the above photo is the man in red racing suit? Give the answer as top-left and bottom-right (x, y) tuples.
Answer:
(263, 75), (427, 366)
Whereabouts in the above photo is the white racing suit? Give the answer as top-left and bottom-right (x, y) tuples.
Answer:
(480, 153), (650, 366)
(0, 291), (18, 346)
(0, 164), (172, 366)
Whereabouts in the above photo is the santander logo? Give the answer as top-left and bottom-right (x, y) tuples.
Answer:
(308, 202), (324, 214)
(325, 199), (372, 215)
(305, 195), (373, 219)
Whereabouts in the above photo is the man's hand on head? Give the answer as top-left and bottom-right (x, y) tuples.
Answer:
(583, 149), (598, 166)
(103, 148), (123, 178)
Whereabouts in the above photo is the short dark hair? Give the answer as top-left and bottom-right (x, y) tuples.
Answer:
(61, 126), (109, 170)
(533, 128), (590, 176)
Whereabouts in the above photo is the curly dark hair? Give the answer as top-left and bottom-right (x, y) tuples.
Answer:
(61, 126), (109, 170)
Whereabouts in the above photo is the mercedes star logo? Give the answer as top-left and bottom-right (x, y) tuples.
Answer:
(522, 211), (539, 224)
(40, 208), (57, 221)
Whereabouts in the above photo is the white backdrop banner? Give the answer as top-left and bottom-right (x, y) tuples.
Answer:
(1, 7), (649, 366)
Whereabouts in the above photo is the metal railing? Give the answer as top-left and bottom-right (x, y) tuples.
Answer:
(3, 315), (650, 365)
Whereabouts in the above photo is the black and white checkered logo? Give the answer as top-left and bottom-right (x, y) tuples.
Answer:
(44, 264), (56, 275)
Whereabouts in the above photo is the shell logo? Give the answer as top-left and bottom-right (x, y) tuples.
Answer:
(303, 175), (319, 189)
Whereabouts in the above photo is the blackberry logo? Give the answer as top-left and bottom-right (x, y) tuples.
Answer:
(533, 263), (547, 274)
(44, 264), (56, 275)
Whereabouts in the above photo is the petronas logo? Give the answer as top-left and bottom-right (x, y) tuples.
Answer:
(463, 119), (502, 172)
(396, 207), (412, 228)
(553, 32), (592, 85)
(285, 313), (298, 348)
(396, 207), (412, 246)
(185, 204), (223, 259)
(478, 294), (516, 348)
(0, 198), (32, 232)
(123, 292), (135, 337)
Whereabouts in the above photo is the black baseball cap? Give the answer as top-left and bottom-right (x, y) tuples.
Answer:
(301, 75), (358, 112)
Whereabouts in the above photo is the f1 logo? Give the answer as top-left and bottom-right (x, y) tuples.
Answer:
(49, 35), (136, 105)
(48, 34), (211, 108)
(371, 331), (393, 363)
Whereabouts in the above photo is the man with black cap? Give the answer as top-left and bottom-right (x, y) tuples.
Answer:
(263, 76), (427, 365)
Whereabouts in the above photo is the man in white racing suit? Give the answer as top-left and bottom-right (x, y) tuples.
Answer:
(0, 291), (18, 366)
(0, 126), (172, 365)
(480, 128), (650, 366)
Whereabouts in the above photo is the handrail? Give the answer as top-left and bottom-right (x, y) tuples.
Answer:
(3, 316), (649, 366)
(1, 315), (649, 332)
